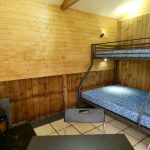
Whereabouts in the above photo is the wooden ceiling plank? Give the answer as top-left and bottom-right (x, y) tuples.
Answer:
(61, 0), (79, 10)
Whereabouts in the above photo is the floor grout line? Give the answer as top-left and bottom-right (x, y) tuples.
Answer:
(113, 126), (146, 147)
(119, 126), (148, 147)
(142, 136), (150, 145)
(90, 122), (104, 128)
(133, 140), (148, 148)
(49, 123), (60, 135)
(33, 114), (149, 146)
(66, 124), (81, 135)
(71, 124), (86, 135)
(123, 129), (147, 141)
(83, 126), (101, 134)
(117, 126), (130, 134)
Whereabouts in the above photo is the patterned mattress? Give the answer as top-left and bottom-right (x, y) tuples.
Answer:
(95, 48), (150, 59)
(81, 85), (150, 128)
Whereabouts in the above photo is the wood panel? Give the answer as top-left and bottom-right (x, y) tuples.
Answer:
(118, 61), (150, 91)
(0, 0), (117, 81)
(118, 13), (150, 91)
(66, 70), (114, 108)
(0, 70), (114, 126)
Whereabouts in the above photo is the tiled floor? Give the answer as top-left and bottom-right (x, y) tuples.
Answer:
(33, 114), (149, 150)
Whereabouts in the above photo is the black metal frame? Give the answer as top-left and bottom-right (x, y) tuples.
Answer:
(77, 37), (150, 134)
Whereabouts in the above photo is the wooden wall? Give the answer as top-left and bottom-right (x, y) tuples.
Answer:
(0, 0), (117, 82)
(0, 0), (117, 126)
(118, 13), (150, 91)
(0, 70), (114, 126)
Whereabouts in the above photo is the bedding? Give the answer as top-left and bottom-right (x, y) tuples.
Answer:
(141, 97), (150, 128)
(81, 85), (150, 128)
(95, 48), (150, 59)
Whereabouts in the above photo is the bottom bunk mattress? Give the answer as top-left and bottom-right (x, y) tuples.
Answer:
(81, 85), (150, 129)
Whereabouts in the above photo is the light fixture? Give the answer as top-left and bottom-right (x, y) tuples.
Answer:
(104, 58), (108, 62)
(100, 33), (105, 38)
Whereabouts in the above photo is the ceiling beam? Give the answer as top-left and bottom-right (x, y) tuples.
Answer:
(61, 0), (79, 10)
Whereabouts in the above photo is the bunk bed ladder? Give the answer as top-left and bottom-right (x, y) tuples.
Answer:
(77, 44), (95, 107)
(113, 45), (118, 84)
(137, 92), (150, 128)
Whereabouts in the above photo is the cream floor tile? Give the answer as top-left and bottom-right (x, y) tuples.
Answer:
(34, 124), (55, 136)
(142, 136), (150, 145)
(49, 132), (59, 136)
(84, 128), (103, 135)
(110, 120), (128, 130)
(134, 142), (148, 150)
(119, 131), (139, 146)
(73, 123), (95, 133)
(105, 115), (115, 123)
(51, 119), (70, 131)
(58, 126), (80, 135)
(124, 127), (147, 140)
(98, 123), (121, 134)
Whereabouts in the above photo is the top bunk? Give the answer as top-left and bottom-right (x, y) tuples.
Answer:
(93, 37), (150, 60)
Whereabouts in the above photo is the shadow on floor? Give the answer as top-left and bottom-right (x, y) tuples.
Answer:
(0, 123), (36, 150)
(0, 112), (64, 150)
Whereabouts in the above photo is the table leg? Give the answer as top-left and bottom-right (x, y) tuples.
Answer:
(147, 144), (150, 150)
(64, 123), (66, 135)
(103, 123), (106, 134)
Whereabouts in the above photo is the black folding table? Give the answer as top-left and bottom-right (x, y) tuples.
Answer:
(27, 134), (134, 150)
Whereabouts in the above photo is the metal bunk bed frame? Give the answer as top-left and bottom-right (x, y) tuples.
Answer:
(77, 37), (150, 135)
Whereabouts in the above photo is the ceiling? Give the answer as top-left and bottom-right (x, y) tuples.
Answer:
(38, 0), (148, 19)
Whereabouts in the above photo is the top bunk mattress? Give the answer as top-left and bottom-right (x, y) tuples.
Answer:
(81, 85), (150, 128)
(95, 48), (150, 59)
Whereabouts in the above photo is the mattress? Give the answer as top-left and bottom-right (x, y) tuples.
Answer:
(141, 97), (150, 128)
(95, 48), (150, 59)
(81, 85), (150, 128)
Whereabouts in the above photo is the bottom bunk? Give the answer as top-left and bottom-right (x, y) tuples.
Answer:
(81, 85), (150, 129)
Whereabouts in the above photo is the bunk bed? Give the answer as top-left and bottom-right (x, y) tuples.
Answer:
(78, 37), (150, 135)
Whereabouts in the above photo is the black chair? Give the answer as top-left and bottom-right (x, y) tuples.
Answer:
(148, 144), (150, 150)
(0, 98), (19, 145)
(0, 98), (11, 132)
(64, 108), (105, 135)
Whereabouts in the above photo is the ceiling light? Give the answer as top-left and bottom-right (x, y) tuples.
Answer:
(104, 58), (108, 62)
(114, 0), (144, 19)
